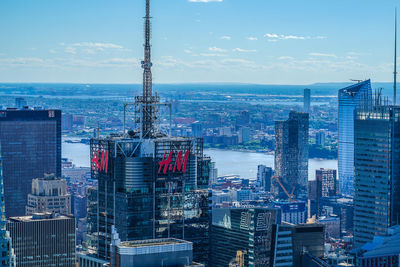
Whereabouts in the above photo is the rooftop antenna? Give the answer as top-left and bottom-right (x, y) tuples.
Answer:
(394, 8), (398, 105)
(134, 0), (160, 138)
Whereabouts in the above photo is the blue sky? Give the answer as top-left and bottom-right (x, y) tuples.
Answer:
(0, 0), (398, 84)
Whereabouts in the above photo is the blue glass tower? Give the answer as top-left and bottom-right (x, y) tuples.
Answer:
(338, 80), (372, 197)
(0, 145), (15, 267)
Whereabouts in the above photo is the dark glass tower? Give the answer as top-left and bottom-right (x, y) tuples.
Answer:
(274, 111), (309, 200)
(0, 145), (15, 267)
(353, 105), (400, 247)
(0, 109), (61, 217)
(86, 0), (211, 264)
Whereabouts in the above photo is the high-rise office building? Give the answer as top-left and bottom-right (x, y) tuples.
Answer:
(0, 145), (15, 267)
(274, 111), (309, 200)
(210, 207), (280, 267)
(86, 1), (210, 265)
(338, 80), (372, 196)
(353, 104), (400, 247)
(257, 165), (273, 192)
(191, 122), (203, 138)
(271, 223), (325, 267)
(304, 88), (311, 113)
(238, 127), (250, 144)
(315, 168), (337, 216)
(7, 213), (75, 266)
(26, 173), (71, 215)
(0, 108), (61, 217)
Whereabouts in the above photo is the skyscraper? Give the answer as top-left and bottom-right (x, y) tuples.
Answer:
(338, 80), (372, 197)
(0, 145), (15, 267)
(274, 111), (309, 200)
(257, 165), (273, 192)
(26, 173), (71, 216)
(210, 207), (280, 267)
(7, 213), (75, 266)
(0, 109), (61, 217)
(353, 104), (400, 247)
(304, 88), (311, 113)
(86, 0), (210, 264)
(315, 168), (337, 216)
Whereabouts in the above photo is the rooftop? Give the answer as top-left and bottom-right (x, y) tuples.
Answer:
(9, 213), (73, 222)
(119, 238), (190, 248)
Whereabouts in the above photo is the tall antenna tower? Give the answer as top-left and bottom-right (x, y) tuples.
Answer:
(394, 8), (398, 105)
(135, 0), (160, 138)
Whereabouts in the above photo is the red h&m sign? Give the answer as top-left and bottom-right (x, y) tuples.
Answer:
(158, 150), (190, 174)
(92, 149), (109, 173)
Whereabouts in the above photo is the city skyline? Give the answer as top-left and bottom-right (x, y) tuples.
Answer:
(0, 0), (398, 84)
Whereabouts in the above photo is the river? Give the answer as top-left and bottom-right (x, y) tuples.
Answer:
(62, 139), (337, 181)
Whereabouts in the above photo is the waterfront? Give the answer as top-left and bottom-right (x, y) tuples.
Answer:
(63, 138), (337, 181)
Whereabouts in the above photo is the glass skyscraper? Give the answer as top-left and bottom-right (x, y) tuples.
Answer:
(274, 111), (309, 200)
(338, 80), (372, 197)
(0, 109), (61, 217)
(353, 105), (400, 247)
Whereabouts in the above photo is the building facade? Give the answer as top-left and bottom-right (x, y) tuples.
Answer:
(210, 207), (280, 267)
(353, 105), (400, 247)
(257, 165), (273, 192)
(273, 201), (306, 225)
(7, 213), (75, 266)
(0, 109), (61, 217)
(274, 111), (309, 200)
(26, 173), (71, 215)
(0, 145), (15, 267)
(315, 168), (337, 216)
(87, 137), (210, 264)
(338, 80), (372, 196)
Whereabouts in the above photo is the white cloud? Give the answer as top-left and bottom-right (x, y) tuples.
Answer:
(309, 52), (337, 58)
(184, 49), (193, 54)
(220, 36), (231, 40)
(264, 33), (326, 41)
(49, 49), (56, 54)
(209, 46), (227, 53)
(247, 37), (258, 41)
(199, 53), (227, 57)
(71, 42), (124, 49)
(189, 0), (223, 2)
(278, 56), (294, 60)
(64, 47), (77, 54)
(233, 48), (257, 53)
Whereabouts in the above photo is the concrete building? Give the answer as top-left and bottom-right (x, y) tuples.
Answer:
(26, 173), (71, 215)
(274, 201), (307, 225)
(7, 213), (75, 266)
(338, 80), (372, 196)
(274, 111), (309, 200)
(318, 215), (340, 239)
(77, 253), (109, 267)
(110, 226), (201, 267)
(353, 104), (400, 247)
(0, 108), (61, 217)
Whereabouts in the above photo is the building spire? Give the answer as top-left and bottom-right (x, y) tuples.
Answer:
(136, 0), (160, 138)
(394, 8), (398, 105)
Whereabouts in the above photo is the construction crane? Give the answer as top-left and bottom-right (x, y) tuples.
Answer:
(273, 176), (296, 202)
